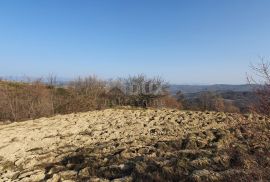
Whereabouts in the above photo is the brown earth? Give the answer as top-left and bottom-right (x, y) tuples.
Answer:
(0, 108), (269, 182)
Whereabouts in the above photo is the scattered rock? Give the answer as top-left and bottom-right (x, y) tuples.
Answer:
(59, 170), (77, 180)
(47, 174), (61, 182)
(78, 167), (90, 178)
(190, 169), (221, 182)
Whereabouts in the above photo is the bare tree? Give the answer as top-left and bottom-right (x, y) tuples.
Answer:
(67, 76), (107, 111)
(0, 80), (53, 121)
(46, 74), (58, 114)
(122, 74), (169, 107)
(197, 91), (237, 112)
(247, 57), (270, 115)
(47, 73), (58, 87)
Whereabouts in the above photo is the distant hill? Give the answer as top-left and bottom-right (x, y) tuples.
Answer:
(169, 84), (260, 113)
(169, 84), (256, 94)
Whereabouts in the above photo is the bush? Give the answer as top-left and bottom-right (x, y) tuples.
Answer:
(0, 80), (53, 121)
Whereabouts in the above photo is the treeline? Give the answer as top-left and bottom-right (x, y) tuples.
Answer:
(176, 91), (242, 113)
(0, 74), (245, 123)
(1, 61), (269, 122)
(0, 75), (180, 122)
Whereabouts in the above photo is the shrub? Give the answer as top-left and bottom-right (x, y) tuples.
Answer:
(0, 80), (53, 121)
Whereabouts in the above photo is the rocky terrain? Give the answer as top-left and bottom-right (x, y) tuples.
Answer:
(0, 108), (269, 182)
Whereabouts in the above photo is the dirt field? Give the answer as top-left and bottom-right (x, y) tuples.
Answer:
(0, 108), (269, 182)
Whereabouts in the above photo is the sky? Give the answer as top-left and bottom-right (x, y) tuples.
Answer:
(0, 0), (270, 84)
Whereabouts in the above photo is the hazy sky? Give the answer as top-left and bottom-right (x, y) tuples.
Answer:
(1, 0), (270, 84)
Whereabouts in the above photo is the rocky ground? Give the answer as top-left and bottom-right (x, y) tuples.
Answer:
(0, 108), (269, 182)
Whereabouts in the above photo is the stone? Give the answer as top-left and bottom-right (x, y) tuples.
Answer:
(29, 172), (45, 181)
(190, 170), (221, 182)
(89, 177), (110, 182)
(47, 174), (61, 182)
(59, 170), (77, 180)
(48, 165), (66, 175)
(78, 167), (90, 178)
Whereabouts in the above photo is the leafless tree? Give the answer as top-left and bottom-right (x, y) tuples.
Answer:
(247, 57), (270, 115)
(122, 74), (169, 107)
(197, 92), (225, 112)
(67, 76), (107, 111)
(0, 79), (53, 121)
(47, 73), (58, 87)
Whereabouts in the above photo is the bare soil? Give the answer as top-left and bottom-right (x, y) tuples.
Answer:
(0, 108), (269, 182)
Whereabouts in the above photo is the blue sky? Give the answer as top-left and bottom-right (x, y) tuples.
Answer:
(0, 0), (270, 84)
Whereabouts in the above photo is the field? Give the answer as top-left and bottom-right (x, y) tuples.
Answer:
(0, 108), (269, 182)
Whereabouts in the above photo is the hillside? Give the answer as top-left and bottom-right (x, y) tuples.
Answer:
(183, 91), (257, 113)
(0, 108), (269, 182)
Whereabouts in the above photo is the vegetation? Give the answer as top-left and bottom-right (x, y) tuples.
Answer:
(0, 75), (179, 122)
(176, 91), (241, 113)
(248, 58), (270, 116)
(0, 67), (269, 181)
(1, 64), (269, 122)
(0, 80), (53, 121)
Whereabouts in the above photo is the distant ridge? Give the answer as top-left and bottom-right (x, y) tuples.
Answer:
(170, 84), (256, 94)
(1, 76), (257, 94)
